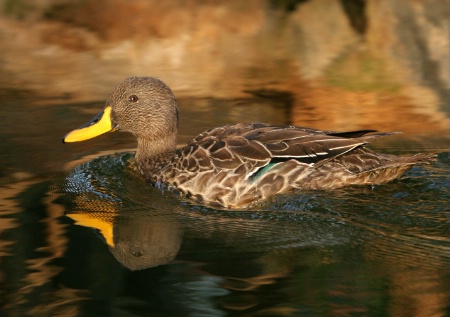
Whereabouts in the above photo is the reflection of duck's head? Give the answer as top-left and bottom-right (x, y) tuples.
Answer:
(63, 77), (179, 176)
(109, 215), (183, 271)
(67, 211), (183, 271)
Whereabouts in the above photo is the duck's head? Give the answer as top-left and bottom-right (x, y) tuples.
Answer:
(63, 77), (179, 144)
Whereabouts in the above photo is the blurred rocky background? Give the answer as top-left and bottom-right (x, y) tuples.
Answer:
(0, 0), (448, 133)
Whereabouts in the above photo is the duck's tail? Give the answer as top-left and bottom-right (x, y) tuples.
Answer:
(345, 151), (436, 186)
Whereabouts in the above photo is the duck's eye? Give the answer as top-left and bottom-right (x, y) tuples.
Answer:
(128, 95), (139, 102)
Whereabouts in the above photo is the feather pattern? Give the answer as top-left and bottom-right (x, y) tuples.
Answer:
(158, 123), (434, 208)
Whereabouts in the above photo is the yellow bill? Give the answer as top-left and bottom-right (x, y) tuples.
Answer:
(63, 106), (115, 143)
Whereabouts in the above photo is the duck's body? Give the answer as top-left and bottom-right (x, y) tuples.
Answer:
(64, 77), (435, 208)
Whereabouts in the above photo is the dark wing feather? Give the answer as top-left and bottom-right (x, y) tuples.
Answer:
(327, 129), (377, 138)
(240, 124), (384, 165)
(268, 137), (365, 159)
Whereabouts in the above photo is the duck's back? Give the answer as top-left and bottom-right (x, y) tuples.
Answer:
(159, 123), (434, 208)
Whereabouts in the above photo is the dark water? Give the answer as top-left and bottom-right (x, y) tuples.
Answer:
(0, 91), (449, 316)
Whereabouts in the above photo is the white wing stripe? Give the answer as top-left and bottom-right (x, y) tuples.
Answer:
(329, 144), (363, 150)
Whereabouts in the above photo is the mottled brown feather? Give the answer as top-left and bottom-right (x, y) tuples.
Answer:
(159, 123), (435, 208)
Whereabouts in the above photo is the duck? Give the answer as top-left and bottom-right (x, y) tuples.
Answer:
(63, 77), (435, 209)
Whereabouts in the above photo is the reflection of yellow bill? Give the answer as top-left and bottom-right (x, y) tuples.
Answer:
(68, 213), (115, 247)
(63, 106), (115, 143)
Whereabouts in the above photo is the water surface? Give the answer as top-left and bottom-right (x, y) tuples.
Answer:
(0, 91), (448, 316)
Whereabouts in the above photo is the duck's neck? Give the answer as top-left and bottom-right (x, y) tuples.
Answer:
(134, 134), (177, 181)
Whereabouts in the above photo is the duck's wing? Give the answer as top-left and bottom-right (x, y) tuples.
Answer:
(162, 123), (433, 208)
(162, 123), (403, 207)
(237, 123), (395, 166)
(178, 123), (394, 173)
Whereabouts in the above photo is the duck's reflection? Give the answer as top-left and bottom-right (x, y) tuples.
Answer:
(61, 153), (352, 272)
(67, 210), (183, 270)
(62, 152), (185, 270)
